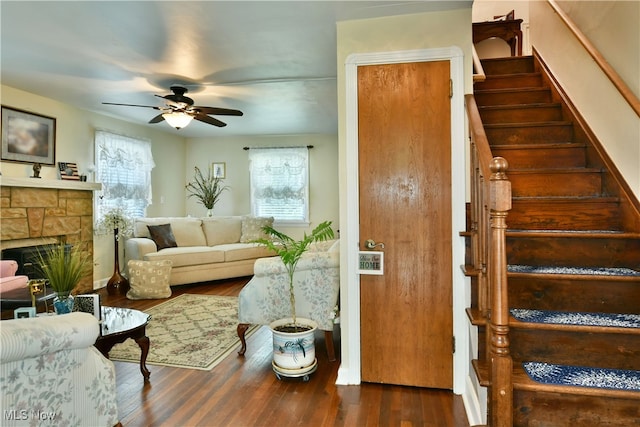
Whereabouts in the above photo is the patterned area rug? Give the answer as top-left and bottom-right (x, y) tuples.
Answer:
(510, 308), (640, 328)
(523, 362), (640, 392)
(109, 294), (258, 371)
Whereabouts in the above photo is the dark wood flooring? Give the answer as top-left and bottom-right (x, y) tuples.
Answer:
(47, 277), (471, 426)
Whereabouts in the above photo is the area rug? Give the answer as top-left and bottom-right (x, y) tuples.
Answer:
(523, 361), (640, 392)
(510, 308), (640, 329)
(109, 294), (258, 371)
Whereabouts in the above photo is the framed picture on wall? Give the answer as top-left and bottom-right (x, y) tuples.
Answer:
(1, 106), (56, 165)
(213, 162), (226, 179)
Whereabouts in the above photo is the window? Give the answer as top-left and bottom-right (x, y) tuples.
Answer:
(248, 147), (309, 224)
(94, 130), (155, 221)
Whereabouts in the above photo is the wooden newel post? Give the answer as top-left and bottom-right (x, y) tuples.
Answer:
(488, 157), (513, 427)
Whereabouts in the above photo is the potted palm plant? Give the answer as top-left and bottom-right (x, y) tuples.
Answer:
(254, 220), (334, 377)
(36, 243), (93, 314)
(186, 165), (229, 216)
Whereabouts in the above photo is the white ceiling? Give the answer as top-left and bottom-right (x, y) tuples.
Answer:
(1, 1), (471, 138)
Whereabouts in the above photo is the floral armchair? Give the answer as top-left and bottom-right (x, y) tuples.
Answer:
(237, 239), (340, 361)
(0, 312), (119, 426)
(0, 260), (29, 295)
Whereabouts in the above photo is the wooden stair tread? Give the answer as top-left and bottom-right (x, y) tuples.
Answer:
(506, 229), (640, 239)
(475, 87), (550, 95)
(507, 167), (602, 174)
(512, 195), (619, 202)
(491, 142), (585, 149)
(472, 360), (640, 400)
(478, 102), (561, 110)
(483, 120), (572, 129)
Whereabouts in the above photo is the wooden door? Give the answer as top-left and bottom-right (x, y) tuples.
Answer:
(358, 60), (453, 388)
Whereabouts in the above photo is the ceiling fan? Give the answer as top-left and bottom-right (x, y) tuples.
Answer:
(102, 86), (243, 129)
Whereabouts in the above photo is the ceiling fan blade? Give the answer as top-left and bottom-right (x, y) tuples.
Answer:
(193, 113), (227, 127)
(102, 102), (161, 110)
(148, 113), (165, 124)
(193, 106), (243, 116)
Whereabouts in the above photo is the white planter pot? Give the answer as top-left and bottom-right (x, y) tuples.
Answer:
(269, 317), (317, 372)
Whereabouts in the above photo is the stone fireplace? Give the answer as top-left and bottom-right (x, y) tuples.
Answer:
(1, 177), (101, 293)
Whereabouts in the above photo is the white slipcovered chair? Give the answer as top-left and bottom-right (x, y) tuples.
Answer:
(0, 312), (119, 426)
(237, 239), (340, 361)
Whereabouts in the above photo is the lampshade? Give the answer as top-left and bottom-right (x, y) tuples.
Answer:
(162, 112), (193, 129)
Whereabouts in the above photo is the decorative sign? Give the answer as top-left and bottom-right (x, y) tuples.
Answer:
(359, 251), (384, 275)
(58, 162), (80, 180)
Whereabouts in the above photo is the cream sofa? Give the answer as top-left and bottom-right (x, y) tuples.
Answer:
(124, 216), (276, 286)
(0, 312), (119, 427)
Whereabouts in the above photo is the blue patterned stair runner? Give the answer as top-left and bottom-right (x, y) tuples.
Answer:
(523, 362), (640, 392)
(510, 308), (640, 328)
(508, 264), (640, 276)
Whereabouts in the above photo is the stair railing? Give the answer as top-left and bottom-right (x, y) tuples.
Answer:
(466, 94), (513, 426)
(472, 45), (486, 83)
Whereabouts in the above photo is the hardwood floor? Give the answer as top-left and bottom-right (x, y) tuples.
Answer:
(98, 278), (470, 427)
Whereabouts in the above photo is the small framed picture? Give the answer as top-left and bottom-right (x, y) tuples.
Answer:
(73, 294), (101, 320)
(213, 162), (226, 179)
(1, 106), (56, 165)
(14, 307), (36, 319)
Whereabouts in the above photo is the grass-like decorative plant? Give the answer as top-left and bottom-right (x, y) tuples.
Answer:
(186, 165), (230, 211)
(37, 243), (93, 295)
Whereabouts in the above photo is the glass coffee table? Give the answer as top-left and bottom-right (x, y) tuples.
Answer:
(94, 306), (151, 381)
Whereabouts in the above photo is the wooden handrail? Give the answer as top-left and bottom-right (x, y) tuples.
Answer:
(472, 45), (486, 83)
(547, 0), (640, 117)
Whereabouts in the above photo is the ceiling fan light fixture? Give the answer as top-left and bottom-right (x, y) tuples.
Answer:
(162, 112), (193, 129)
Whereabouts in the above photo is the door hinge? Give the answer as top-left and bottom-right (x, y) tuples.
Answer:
(452, 336), (456, 353)
(449, 79), (453, 98)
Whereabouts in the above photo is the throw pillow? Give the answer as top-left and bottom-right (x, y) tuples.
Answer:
(240, 216), (274, 242)
(126, 260), (172, 300)
(147, 224), (177, 250)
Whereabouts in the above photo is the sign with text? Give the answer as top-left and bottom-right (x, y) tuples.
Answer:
(359, 251), (384, 275)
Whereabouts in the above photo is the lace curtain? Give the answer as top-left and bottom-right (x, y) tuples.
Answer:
(95, 130), (155, 220)
(248, 147), (309, 223)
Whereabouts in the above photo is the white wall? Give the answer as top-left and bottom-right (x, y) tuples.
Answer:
(184, 134), (339, 240)
(530, 1), (640, 200)
(0, 85), (187, 285)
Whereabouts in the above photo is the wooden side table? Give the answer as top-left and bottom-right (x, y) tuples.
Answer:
(473, 19), (524, 56)
(94, 306), (151, 381)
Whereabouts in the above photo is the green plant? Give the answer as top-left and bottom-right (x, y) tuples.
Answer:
(186, 165), (230, 210)
(36, 244), (93, 294)
(254, 221), (334, 326)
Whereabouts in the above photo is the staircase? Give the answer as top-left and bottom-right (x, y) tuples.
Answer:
(467, 54), (640, 425)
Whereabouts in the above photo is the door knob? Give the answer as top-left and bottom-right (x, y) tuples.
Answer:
(364, 239), (385, 250)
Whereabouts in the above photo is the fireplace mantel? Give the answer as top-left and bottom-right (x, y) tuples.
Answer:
(0, 176), (101, 191)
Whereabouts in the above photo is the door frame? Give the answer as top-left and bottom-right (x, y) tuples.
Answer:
(337, 46), (467, 394)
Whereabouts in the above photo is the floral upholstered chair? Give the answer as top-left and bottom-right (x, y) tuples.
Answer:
(237, 239), (340, 361)
(0, 312), (119, 426)
(0, 260), (29, 295)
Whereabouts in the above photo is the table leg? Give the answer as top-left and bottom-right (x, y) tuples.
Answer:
(134, 334), (151, 381)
